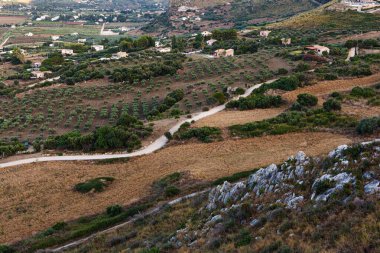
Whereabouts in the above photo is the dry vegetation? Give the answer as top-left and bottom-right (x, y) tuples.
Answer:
(0, 132), (352, 243)
(0, 16), (26, 25)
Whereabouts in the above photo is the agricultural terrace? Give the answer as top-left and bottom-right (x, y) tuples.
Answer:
(0, 49), (294, 142)
(0, 15), (27, 25)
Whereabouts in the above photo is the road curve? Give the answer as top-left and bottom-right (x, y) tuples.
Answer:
(0, 80), (276, 169)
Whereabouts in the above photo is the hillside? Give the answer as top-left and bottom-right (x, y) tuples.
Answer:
(170, 0), (227, 8)
(269, 1), (380, 30)
(29, 140), (380, 252)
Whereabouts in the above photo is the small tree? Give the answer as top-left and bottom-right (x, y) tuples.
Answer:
(297, 93), (318, 107)
(323, 99), (341, 111)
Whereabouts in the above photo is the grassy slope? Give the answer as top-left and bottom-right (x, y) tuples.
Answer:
(230, 0), (319, 21)
(269, 0), (380, 30)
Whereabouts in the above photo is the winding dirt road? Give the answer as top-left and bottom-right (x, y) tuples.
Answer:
(0, 80), (276, 169)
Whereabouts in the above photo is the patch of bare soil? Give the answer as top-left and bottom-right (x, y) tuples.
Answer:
(193, 107), (285, 128)
(341, 100), (380, 119)
(0, 132), (352, 243)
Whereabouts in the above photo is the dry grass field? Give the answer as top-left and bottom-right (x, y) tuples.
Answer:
(0, 15), (27, 25)
(0, 132), (352, 243)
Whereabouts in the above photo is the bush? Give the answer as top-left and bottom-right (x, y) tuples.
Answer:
(106, 205), (123, 217)
(277, 68), (289, 75)
(175, 126), (222, 143)
(213, 92), (227, 105)
(356, 117), (380, 135)
(323, 99), (341, 111)
(297, 93), (318, 107)
(164, 132), (173, 140)
(234, 229), (252, 247)
(350, 87), (376, 98)
(0, 245), (14, 253)
(324, 73), (338, 80)
(165, 186), (181, 197)
(74, 177), (115, 193)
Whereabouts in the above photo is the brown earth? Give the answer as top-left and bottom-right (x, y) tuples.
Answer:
(0, 16), (26, 25)
(0, 132), (352, 243)
(193, 107), (285, 128)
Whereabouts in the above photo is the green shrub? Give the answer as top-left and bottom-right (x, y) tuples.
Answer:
(213, 169), (258, 185)
(74, 177), (115, 193)
(323, 99), (341, 111)
(330, 92), (343, 100)
(157, 172), (182, 188)
(52, 222), (67, 231)
(314, 180), (335, 195)
(175, 126), (222, 143)
(324, 73), (338, 80)
(164, 132), (173, 140)
(165, 186), (181, 197)
(234, 229), (252, 247)
(297, 93), (318, 107)
(106, 205), (123, 217)
(213, 92), (227, 105)
(350, 87), (376, 98)
(0, 245), (14, 253)
(356, 117), (380, 135)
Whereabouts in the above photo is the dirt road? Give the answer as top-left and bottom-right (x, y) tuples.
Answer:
(0, 80), (275, 169)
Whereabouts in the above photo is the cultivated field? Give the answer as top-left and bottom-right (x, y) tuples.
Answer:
(0, 50), (292, 141)
(0, 15), (26, 25)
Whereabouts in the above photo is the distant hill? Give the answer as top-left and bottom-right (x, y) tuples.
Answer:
(170, 0), (227, 8)
(269, 0), (380, 30)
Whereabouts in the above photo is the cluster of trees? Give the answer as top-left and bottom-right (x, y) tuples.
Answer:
(42, 52), (65, 71)
(111, 60), (183, 83)
(60, 63), (104, 85)
(174, 123), (221, 143)
(345, 39), (379, 49)
(171, 36), (186, 51)
(226, 94), (283, 110)
(254, 75), (302, 94)
(204, 39), (258, 55)
(212, 29), (238, 41)
(44, 114), (152, 152)
(119, 36), (155, 51)
(0, 141), (25, 157)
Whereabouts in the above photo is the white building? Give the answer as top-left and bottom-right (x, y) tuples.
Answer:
(305, 45), (330, 56)
(207, 39), (217, 46)
(157, 47), (171, 53)
(91, 45), (104, 51)
(24, 32), (34, 37)
(201, 31), (212, 37)
(281, 38), (292, 46)
(214, 49), (234, 58)
(260, 30), (271, 38)
(78, 39), (87, 43)
(61, 49), (74, 56)
(31, 71), (48, 79)
(51, 36), (60, 41)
